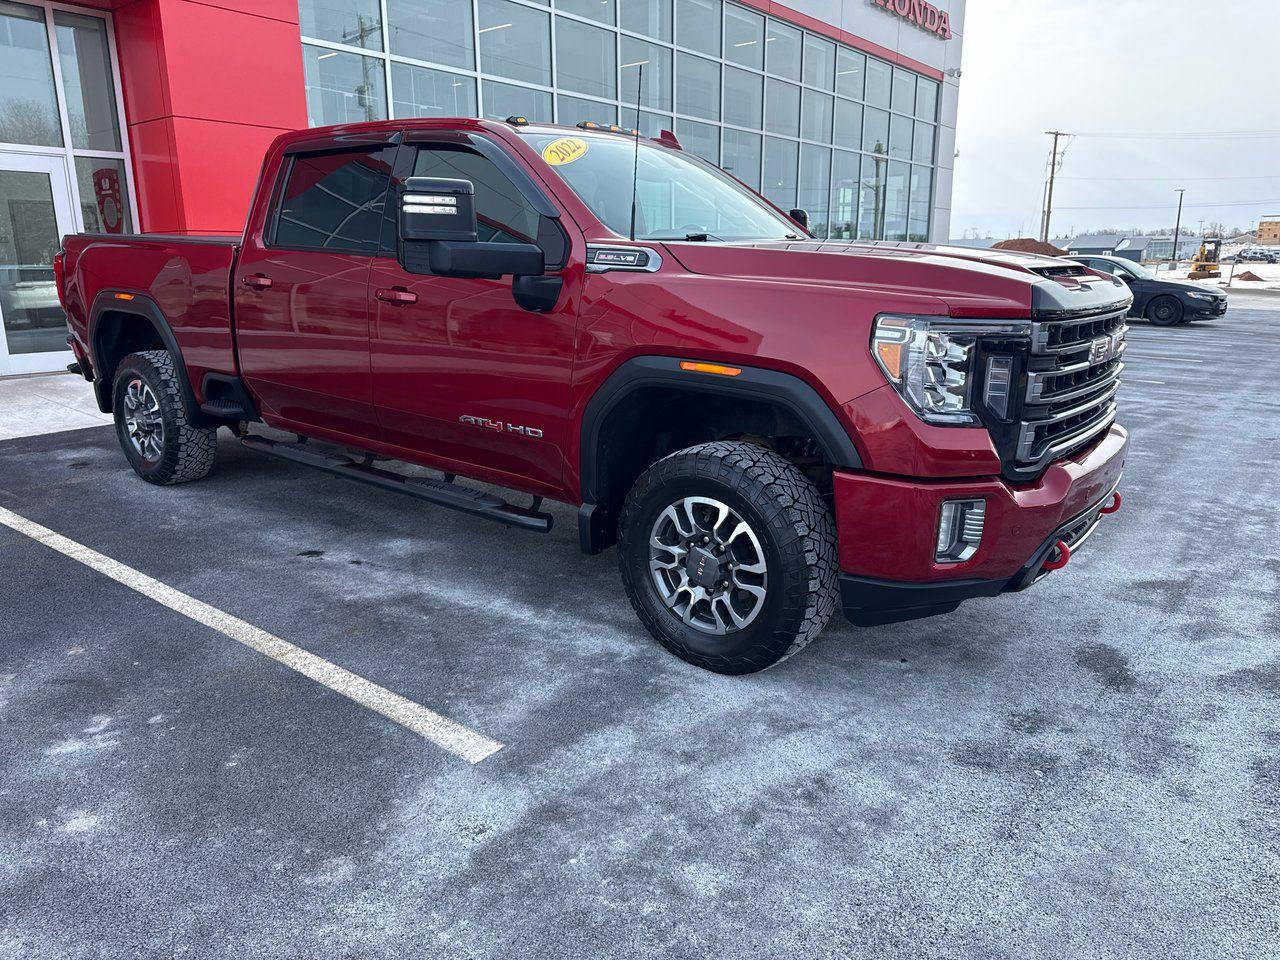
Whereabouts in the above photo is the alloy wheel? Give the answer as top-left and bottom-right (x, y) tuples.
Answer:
(123, 378), (164, 463)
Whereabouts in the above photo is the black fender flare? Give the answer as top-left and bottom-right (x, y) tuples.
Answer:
(576, 355), (862, 552)
(88, 290), (211, 425)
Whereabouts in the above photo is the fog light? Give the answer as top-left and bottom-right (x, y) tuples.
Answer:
(936, 499), (986, 563)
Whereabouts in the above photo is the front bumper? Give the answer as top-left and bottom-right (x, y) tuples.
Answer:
(833, 423), (1128, 626)
(1189, 298), (1228, 319)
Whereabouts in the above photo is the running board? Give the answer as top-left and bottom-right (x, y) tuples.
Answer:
(240, 435), (553, 533)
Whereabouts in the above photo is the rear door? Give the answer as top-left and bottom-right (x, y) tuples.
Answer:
(234, 138), (397, 438)
(368, 135), (577, 495)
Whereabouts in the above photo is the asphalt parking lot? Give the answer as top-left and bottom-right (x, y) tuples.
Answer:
(2, 297), (1278, 959)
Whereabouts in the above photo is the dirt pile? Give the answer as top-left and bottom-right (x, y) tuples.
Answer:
(1236, 270), (1265, 282)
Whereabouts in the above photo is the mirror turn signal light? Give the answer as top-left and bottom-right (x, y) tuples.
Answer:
(679, 361), (741, 377)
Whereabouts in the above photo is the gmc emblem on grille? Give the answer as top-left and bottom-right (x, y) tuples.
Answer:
(1089, 336), (1114, 364)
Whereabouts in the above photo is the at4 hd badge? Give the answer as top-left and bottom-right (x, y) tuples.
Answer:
(460, 416), (544, 439)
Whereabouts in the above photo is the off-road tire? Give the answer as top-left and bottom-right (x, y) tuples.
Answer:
(113, 350), (217, 485)
(618, 440), (839, 674)
(1146, 296), (1184, 326)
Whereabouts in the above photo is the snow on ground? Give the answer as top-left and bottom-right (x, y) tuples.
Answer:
(1154, 260), (1280, 292)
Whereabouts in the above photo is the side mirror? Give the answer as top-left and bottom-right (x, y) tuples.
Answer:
(788, 208), (810, 231)
(400, 177), (477, 242)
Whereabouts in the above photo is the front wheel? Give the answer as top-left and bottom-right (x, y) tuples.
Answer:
(1146, 296), (1184, 326)
(618, 441), (838, 674)
(113, 350), (218, 485)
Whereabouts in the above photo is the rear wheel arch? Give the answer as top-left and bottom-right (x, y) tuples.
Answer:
(88, 292), (208, 423)
(578, 356), (862, 554)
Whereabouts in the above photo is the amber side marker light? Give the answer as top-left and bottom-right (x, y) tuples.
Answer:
(113, 292), (135, 301)
(679, 361), (741, 377)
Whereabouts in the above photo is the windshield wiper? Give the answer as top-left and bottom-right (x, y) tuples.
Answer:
(681, 232), (724, 242)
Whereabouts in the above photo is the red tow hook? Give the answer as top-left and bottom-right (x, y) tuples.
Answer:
(1042, 539), (1072, 571)
(1100, 491), (1122, 515)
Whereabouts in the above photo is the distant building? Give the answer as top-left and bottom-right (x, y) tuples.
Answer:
(1112, 236), (1152, 263)
(1258, 217), (1280, 246)
(1065, 234), (1126, 256)
(1144, 236), (1204, 261)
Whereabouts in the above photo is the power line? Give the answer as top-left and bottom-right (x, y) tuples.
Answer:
(1071, 129), (1280, 140)
(1056, 197), (1280, 211)
(1058, 173), (1280, 183)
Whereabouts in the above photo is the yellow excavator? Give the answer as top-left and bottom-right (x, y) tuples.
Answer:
(1188, 237), (1222, 279)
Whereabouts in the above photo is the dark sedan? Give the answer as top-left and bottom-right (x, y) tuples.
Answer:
(1067, 254), (1228, 326)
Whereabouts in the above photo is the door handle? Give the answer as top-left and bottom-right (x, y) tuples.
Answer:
(242, 274), (273, 290)
(375, 287), (418, 305)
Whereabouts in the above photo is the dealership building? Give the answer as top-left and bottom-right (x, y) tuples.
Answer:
(0, 0), (964, 376)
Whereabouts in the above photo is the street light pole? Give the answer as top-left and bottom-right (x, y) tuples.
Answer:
(1171, 188), (1186, 272)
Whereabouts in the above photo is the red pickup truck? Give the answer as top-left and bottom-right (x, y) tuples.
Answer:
(57, 117), (1129, 674)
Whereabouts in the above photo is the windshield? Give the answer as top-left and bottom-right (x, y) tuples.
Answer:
(519, 131), (800, 242)
(1119, 259), (1155, 279)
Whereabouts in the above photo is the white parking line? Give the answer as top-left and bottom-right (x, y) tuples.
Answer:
(0, 506), (503, 764)
(1123, 354), (1204, 363)
(1126, 378), (1167, 385)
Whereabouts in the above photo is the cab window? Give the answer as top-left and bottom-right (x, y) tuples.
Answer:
(272, 147), (395, 253)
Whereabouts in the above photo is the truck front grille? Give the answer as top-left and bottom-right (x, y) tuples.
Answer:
(1018, 306), (1126, 472)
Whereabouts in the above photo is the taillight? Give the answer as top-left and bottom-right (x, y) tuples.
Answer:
(53, 251), (66, 307)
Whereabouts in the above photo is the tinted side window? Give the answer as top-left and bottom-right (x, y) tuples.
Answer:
(274, 148), (394, 253)
(411, 145), (566, 265)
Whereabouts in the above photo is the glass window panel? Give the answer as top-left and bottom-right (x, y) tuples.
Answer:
(858, 153), (886, 239)
(835, 48), (864, 100)
(801, 89), (832, 142)
(556, 17), (616, 98)
(797, 144), (830, 238)
(801, 34), (834, 90)
(891, 67), (916, 115)
(723, 66), (762, 129)
(862, 106), (889, 155)
(74, 157), (133, 234)
(721, 128), (761, 190)
(833, 98), (861, 151)
(619, 0), (671, 40)
(53, 12), (121, 151)
(764, 78), (799, 136)
(676, 52), (719, 120)
(386, 0), (473, 69)
(0, 1), (62, 147)
(621, 36), (673, 112)
(482, 80), (552, 122)
(865, 57), (891, 108)
(724, 4), (763, 69)
(764, 19), (800, 81)
(762, 136), (797, 209)
(889, 112), (912, 160)
(558, 94), (616, 126)
(299, 0), (382, 50)
(829, 148), (858, 239)
(303, 45), (388, 126)
(275, 148), (392, 251)
(558, 0), (615, 24)
(909, 164), (931, 241)
(674, 118), (718, 164)
(0, 169), (66, 354)
(391, 63), (477, 119)
(413, 146), (547, 247)
(478, 0), (551, 86)
(884, 159), (909, 240)
(619, 108), (673, 138)
(916, 77), (939, 121)
(676, 0), (720, 56)
(913, 121), (934, 164)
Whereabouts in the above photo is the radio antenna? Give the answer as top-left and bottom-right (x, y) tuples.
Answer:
(628, 63), (643, 242)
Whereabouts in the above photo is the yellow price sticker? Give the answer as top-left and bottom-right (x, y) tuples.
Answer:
(542, 137), (589, 166)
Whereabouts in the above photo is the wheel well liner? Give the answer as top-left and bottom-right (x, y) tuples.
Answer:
(577, 356), (861, 552)
(88, 291), (211, 425)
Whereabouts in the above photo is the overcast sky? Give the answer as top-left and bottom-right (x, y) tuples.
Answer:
(951, 0), (1280, 241)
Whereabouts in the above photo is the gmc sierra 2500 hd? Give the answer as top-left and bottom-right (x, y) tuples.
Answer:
(57, 117), (1129, 674)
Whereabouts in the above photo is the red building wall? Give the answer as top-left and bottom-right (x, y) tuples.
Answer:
(103, 0), (308, 234)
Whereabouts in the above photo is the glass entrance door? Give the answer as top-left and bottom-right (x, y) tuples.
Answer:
(0, 153), (75, 377)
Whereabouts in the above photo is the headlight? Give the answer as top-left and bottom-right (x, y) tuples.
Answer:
(1186, 290), (1215, 301)
(870, 316), (1029, 424)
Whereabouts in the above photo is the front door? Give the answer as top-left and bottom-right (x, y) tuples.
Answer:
(369, 140), (577, 496)
(0, 153), (77, 377)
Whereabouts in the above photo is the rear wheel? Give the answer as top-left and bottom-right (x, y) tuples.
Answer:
(1146, 296), (1183, 326)
(618, 441), (838, 674)
(112, 350), (217, 485)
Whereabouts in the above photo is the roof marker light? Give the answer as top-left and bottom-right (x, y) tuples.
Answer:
(113, 292), (135, 300)
(679, 361), (741, 377)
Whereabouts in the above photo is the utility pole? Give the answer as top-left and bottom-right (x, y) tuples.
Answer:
(1040, 131), (1069, 243)
(1171, 188), (1186, 270)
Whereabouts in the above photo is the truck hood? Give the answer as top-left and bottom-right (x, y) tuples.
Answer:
(660, 240), (1130, 317)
